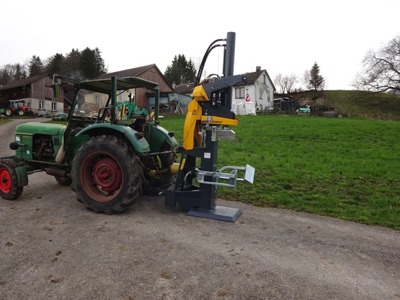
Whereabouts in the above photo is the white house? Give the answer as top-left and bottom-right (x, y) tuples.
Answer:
(231, 66), (275, 115)
(173, 66), (275, 115)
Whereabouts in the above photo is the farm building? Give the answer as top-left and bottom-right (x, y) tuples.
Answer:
(0, 73), (64, 116)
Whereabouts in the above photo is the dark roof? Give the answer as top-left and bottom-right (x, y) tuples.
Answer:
(173, 68), (276, 93)
(236, 69), (276, 91)
(174, 83), (195, 94)
(97, 64), (173, 91)
(243, 70), (263, 84)
(97, 64), (156, 79)
(0, 73), (50, 91)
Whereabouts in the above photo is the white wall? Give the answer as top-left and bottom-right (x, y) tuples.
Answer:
(24, 98), (62, 116)
(231, 85), (257, 115)
(254, 73), (274, 113)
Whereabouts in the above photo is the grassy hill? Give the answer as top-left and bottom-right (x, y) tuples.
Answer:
(291, 90), (400, 120)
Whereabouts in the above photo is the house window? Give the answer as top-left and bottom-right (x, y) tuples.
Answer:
(39, 100), (44, 110)
(235, 87), (245, 99)
(263, 74), (266, 84)
(51, 102), (57, 111)
(95, 94), (100, 105)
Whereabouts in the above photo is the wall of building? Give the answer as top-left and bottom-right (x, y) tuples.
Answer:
(135, 66), (173, 108)
(0, 75), (65, 116)
(254, 72), (274, 113)
(231, 71), (275, 115)
(231, 85), (257, 115)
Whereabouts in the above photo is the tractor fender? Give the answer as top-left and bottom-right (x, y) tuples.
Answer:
(15, 165), (29, 187)
(76, 123), (150, 154)
(146, 125), (179, 152)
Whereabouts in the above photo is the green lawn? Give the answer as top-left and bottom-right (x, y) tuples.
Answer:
(160, 114), (400, 229)
(2, 114), (399, 229)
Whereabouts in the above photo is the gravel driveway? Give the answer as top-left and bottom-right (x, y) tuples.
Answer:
(1, 118), (399, 299)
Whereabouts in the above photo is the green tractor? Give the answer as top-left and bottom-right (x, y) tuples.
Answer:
(0, 75), (179, 214)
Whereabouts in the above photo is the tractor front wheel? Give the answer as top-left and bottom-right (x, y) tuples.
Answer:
(0, 158), (23, 200)
(18, 110), (25, 116)
(5, 108), (13, 117)
(71, 135), (143, 214)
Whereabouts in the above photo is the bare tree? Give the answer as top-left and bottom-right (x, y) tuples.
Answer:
(274, 73), (298, 93)
(354, 36), (400, 93)
(0, 63), (27, 85)
(303, 70), (310, 89)
(284, 74), (297, 93)
(274, 73), (284, 93)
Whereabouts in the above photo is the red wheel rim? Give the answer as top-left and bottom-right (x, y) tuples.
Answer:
(0, 167), (12, 194)
(80, 152), (123, 203)
(92, 158), (122, 192)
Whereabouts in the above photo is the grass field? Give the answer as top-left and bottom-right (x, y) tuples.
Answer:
(1, 113), (399, 229)
(160, 114), (400, 229)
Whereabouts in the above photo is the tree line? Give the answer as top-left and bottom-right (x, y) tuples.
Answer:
(274, 62), (325, 94)
(1, 35), (399, 94)
(0, 47), (107, 86)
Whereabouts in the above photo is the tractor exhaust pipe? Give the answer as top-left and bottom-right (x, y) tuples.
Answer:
(45, 167), (68, 178)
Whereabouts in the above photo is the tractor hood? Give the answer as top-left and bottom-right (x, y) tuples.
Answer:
(16, 122), (66, 136)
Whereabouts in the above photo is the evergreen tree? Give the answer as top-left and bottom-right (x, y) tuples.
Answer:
(28, 55), (44, 77)
(164, 54), (197, 85)
(0, 68), (10, 85)
(80, 47), (107, 79)
(14, 63), (27, 80)
(308, 62), (324, 91)
(46, 53), (66, 75)
(93, 47), (107, 75)
(65, 48), (82, 78)
(1, 47), (108, 84)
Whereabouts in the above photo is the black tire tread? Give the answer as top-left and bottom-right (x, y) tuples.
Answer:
(71, 135), (143, 214)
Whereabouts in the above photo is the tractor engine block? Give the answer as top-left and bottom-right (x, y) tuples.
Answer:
(32, 135), (55, 160)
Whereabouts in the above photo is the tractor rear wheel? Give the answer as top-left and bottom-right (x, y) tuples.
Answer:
(0, 158), (23, 200)
(71, 135), (143, 214)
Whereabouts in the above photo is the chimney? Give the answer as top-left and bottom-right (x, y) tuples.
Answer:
(256, 66), (261, 72)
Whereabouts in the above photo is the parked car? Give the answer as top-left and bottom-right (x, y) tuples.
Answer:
(296, 105), (311, 114)
(52, 112), (68, 121)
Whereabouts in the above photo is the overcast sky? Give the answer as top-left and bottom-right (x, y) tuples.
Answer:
(2, 0), (399, 90)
